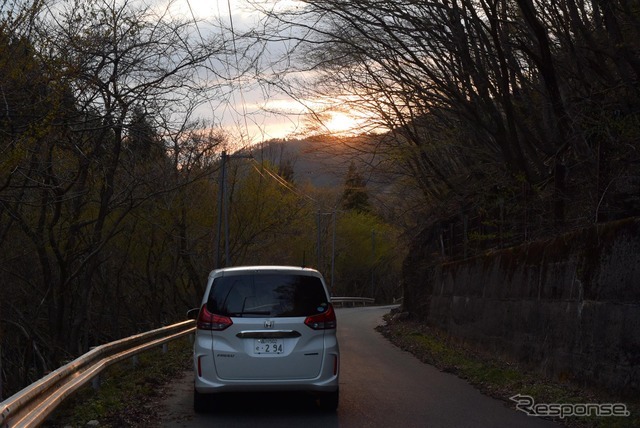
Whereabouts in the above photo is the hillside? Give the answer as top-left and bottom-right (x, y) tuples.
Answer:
(249, 134), (400, 193)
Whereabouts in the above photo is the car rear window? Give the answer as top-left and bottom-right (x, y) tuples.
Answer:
(206, 273), (329, 317)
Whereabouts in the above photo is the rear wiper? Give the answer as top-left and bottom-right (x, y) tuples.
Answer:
(229, 311), (271, 317)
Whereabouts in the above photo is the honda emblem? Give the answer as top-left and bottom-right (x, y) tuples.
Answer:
(264, 320), (274, 329)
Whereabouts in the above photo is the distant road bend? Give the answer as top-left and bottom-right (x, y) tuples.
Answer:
(158, 306), (557, 428)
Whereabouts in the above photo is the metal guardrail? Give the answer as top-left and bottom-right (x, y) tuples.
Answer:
(331, 296), (375, 307)
(0, 320), (195, 428)
(1, 296), (374, 427)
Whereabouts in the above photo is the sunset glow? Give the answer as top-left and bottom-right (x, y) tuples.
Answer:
(324, 111), (360, 134)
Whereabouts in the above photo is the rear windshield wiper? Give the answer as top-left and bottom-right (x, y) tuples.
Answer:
(228, 311), (271, 317)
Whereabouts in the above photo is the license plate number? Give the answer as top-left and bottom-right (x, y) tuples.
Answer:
(254, 338), (284, 354)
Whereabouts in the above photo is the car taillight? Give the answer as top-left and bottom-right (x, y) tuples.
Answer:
(305, 304), (337, 330)
(196, 304), (233, 330)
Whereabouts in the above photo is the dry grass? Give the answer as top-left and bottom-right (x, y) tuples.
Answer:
(46, 337), (192, 427)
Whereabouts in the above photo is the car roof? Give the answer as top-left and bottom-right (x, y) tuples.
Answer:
(209, 265), (322, 278)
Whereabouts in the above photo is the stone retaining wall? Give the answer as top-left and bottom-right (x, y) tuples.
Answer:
(403, 218), (640, 393)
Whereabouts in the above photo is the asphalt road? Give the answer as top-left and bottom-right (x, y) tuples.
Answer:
(158, 306), (557, 428)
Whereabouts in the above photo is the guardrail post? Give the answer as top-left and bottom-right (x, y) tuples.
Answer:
(162, 343), (168, 354)
(132, 355), (139, 368)
(92, 375), (100, 391)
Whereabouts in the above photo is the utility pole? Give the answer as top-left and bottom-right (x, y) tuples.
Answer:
(215, 151), (226, 269)
(317, 210), (321, 269)
(316, 210), (338, 293)
(215, 150), (252, 268)
(371, 229), (376, 297)
(331, 210), (336, 292)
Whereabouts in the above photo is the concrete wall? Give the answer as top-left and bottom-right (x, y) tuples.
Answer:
(403, 218), (640, 393)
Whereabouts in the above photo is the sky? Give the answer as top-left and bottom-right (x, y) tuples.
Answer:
(152, 0), (369, 145)
(150, 0), (315, 143)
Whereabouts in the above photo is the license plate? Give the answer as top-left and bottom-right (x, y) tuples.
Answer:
(254, 338), (284, 354)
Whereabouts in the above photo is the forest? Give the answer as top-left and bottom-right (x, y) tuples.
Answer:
(2, 0), (639, 399)
(261, 0), (640, 255)
(0, 0), (405, 397)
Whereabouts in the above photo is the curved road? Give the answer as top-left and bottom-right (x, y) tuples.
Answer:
(158, 306), (557, 427)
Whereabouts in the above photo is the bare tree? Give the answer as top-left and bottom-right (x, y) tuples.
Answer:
(253, 0), (640, 243)
(0, 0), (232, 377)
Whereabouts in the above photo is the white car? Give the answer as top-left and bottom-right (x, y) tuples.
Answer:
(190, 266), (340, 412)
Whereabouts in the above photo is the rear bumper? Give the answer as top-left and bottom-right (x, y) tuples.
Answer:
(194, 373), (339, 393)
(194, 348), (339, 394)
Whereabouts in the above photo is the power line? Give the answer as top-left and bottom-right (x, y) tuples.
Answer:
(249, 159), (317, 203)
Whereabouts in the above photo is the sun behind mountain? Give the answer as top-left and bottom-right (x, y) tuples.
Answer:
(324, 111), (360, 135)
